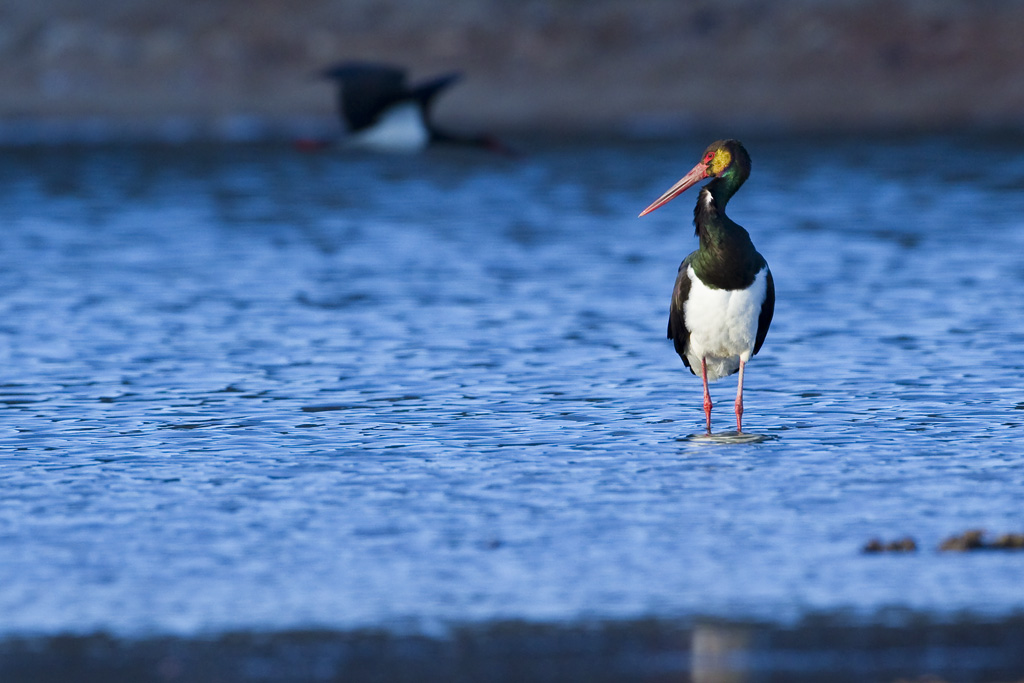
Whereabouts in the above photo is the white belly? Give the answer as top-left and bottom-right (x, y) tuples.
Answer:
(684, 265), (768, 381)
(347, 101), (430, 153)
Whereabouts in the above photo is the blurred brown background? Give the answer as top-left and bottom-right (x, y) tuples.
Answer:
(2, 0), (1023, 139)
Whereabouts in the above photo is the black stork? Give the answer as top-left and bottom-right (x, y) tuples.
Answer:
(314, 61), (508, 154)
(639, 140), (774, 434)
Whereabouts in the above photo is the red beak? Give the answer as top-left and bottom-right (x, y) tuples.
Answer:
(638, 161), (709, 217)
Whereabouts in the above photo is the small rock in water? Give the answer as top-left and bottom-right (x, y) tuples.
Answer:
(939, 529), (986, 552)
(862, 537), (917, 553)
(939, 529), (1024, 552)
(992, 533), (1024, 549)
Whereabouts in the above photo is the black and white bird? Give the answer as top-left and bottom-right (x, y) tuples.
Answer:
(316, 61), (507, 154)
(639, 139), (774, 434)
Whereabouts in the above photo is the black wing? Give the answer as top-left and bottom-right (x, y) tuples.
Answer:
(410, 72), (461, 117)
(667, 254), (696, 374)
(753, 266), (774, 356)
(320, 62), (410, 132)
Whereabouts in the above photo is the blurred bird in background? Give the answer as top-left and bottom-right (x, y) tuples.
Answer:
(299, 61), (511, 154)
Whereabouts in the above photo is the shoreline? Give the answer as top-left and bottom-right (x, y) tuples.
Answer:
(4, 1), (1024, 139)
(5, 120), (1024, 148)
(3, 613), (1024, 682)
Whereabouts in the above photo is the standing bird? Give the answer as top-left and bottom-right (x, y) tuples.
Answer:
(315, 61), (508, 154)
(639, 140), (774, 434)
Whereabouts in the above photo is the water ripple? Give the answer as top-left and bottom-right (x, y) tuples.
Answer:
(1, 138), (1023, 636)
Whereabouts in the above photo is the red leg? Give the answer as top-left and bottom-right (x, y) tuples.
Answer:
(734, 359), (746, 433)
(701, 357), (712, 434)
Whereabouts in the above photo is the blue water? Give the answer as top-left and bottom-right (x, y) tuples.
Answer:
(1, 136), (1023, 637)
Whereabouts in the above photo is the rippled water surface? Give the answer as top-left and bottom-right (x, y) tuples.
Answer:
(2, 136), (1024, 636)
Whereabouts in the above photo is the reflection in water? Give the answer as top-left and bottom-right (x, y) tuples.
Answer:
(680, 432), (777, 444)
(691, 624), (755, 683)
